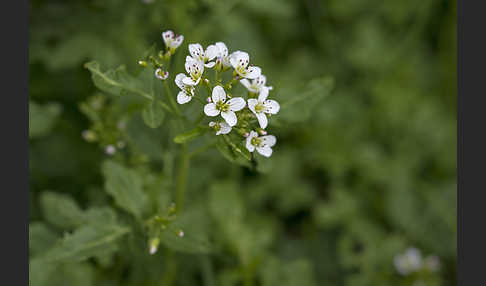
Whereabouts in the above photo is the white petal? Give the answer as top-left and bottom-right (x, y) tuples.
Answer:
(182, 77), (199, 86)
(245, 66), (261, 79)
(229, 51), (249, 69)
(227, 97), (246, 111)
(255, 75), (266, 87)
(247, 99), (258, 114)
(175, 73), (186, 90)
(204, 62), (216, 68)
(177, 91), (192, 104)
(204, 103), (220, 116)
(205, 45), (218, 61)
(172, 35), (184, 48)
(215, 42), (228, 57)
(255, 112), (268, 129)
(212, 85), (226, 102)
(217, 122), (232, 135)
(221, 111), (237, 126)
(162, 30), (174, 46)
(246, 133), (256, 152)
(256, 146), (273, 157)
(189, 43), (204, 59)
(240, 79), (251, 90)
(258, 87), (269, 101)
(260, 135), (276, 147)
(209, 121), (216, 127)
(263, 99), (280, 114)
(184, 56), (195, 74)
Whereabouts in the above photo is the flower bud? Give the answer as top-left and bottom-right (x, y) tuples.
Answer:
(82, 130), (97, 142)
(176, 230), (184, 238)
(149, 237), (160, 255)
(206, 97), (211, 103)
(155, 68), (169, 80)
(138, 60), (147, 67)
(105, 145), (116, 155)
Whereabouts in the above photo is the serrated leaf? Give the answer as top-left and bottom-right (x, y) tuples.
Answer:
(29, 101), (62, 139)
(40, 191), (85, 229)
(84, 61), (153, 100)
(42, 224), (130, 263)
(174, 127), (206, 144)
(102, 160), (148, 219)
(142, 101), (165, 128)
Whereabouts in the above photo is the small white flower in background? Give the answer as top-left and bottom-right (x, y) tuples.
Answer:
(105, 145), (116, 156)
(162, 30), (184, 52)
(240, 75), (273, 94)
(214, 42), (231, 70)
(204, 85), (246, 126)
(177, 230), (184, 238)
(424, 255), (441, 272)
(247, 87), (280, 129)
(229, 51), (261, 79)
(245, 130), (276, 157)
(394, 247), (423, 276)
(189, 43), (218, 68)
(183, 56), (204, 86)
(148, 238), (160, 255)
(155, 68), (169, 80)
(175, 73), (196, 104)
(209, 121), (232, 135)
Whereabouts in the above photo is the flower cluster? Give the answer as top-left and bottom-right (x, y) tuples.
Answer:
(163, 33), (279, 158)
(393, 247), (441, 276)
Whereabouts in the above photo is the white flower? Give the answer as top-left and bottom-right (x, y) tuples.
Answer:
(394, 247), (423, 276)
(175, 73), (195, 104)
(155, 68), (169, 80)
(162, 30), (184, 51)
(229, 51), (261, 79)
(209, 121), (232, 135)
(189, 43), (218, 68)
(245, 131), (276, 157)
(247, 87), (280, 129)
(240, 74), (273, 94)
(105, 145), (116, 155)
(204, 85), (245, 127)
(214, 42), (231, 69)
(183, 56), (204, 86)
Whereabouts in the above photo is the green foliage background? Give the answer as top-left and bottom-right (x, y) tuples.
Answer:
(29, 0), (456, 285)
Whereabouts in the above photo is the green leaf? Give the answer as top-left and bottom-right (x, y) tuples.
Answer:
(142, 100), (165, 128)
(42, 223), (130, 263)
(84, 61), (153, 100)
(174, 127), (206, 144)
(159, 206), (212, 254)
(29, 222), (58, 258)
(29, 101), (62, 139)
(102, 160), (148, 219)
(39, 191), (85, 229)
(30, 258), (95, 286)
(279, 76), (334, 122)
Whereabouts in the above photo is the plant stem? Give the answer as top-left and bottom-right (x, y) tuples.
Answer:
(175, 143), (190, 212)
(163, 80), (182, 116)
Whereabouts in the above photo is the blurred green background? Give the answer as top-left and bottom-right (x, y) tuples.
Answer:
(29, 0), (456, 285)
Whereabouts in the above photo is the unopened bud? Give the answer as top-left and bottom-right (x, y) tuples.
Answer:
(155, 68), (169, 80)
(258, 129), (267, 135)
(168, 202), (176, 214)
(82, 130), (97, 142)
(138, 60), (147, 67)
(206, 97), (211, 103)
(149, 238), (160, 255)
(176, 230), (184, 238)
(243, 132), (249, 138)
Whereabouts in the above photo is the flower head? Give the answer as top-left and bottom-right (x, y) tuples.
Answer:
(155, 68), (169, 80)
(209, 121), (232, 135)
(175, 73), (196, 104)
(247, 88), (280, 129)
(162, 30), (184, 53)
(240, 75), (272, 94)
(229, 51), (261, 79)
(245, 131), (276, 157)
(183, 56), (204, 85)
(189, 43), (218, 68)
(394, 247), (423, 276)
(213, 42), (231, 70)
(204, 85), (246, 127)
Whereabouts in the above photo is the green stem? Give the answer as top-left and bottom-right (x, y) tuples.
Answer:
(161, 250), (177, 286)
(163, 80), (182, 116)
(175, 143), (190, 212)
